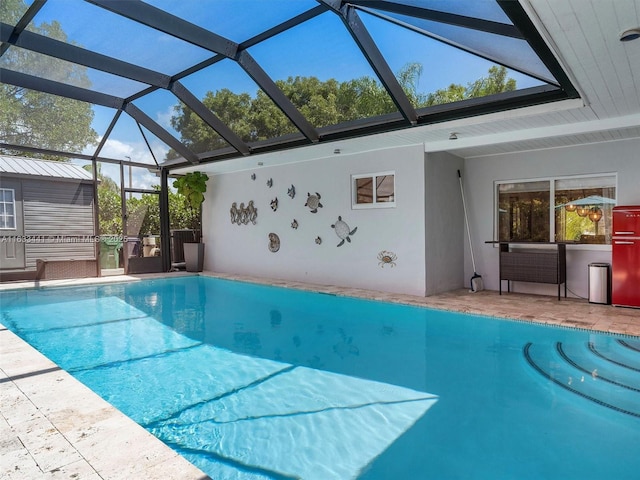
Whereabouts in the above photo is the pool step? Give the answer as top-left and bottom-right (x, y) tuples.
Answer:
(523, 340), (640, 418)
(618, 339), (640, 353)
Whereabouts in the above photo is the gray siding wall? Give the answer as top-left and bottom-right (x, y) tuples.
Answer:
(464, 137), (640, 298)
(23, 179), (96, 267)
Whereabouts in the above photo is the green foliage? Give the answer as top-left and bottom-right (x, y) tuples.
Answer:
(97, 180), (199, 236)
(125, 188), (202, 236)
(85, 162), (199, 235)
(172, 171), (209, 232)
(426, 66), (516, 106)
(168, 189), (200, 232)
(0, 0), (97, 159)
(99, 184), (123, 235)
(167, 64), (516, 159)
(466, 65), (517, 98)
(172, 171), (209, 211)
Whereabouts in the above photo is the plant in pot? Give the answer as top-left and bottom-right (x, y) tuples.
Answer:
(173, 171), (209, 272)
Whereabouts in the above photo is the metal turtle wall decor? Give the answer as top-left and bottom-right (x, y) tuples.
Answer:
(331, 216), (357, 246)
(305, 192), (323, 213)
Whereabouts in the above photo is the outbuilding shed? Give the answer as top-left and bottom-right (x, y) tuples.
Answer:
(0, 156), (98, 281)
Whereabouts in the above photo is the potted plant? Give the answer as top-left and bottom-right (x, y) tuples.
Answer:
(173, 171), (209, 272)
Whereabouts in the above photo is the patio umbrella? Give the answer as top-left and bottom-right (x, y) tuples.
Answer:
(556, 195), (616, 208)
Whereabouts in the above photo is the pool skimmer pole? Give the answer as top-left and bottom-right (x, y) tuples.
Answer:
(458, 170), (484, 293)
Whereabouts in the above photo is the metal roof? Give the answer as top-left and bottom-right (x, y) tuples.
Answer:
(0, 155), (93, 180)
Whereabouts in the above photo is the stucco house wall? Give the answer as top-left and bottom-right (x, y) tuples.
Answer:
(203, 144), (429, 296)
(203, 137), (639, 299)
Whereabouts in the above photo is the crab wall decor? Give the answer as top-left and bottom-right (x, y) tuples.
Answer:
(305, 192), (323, 213)
(331, 216), (357, 247)
(288, 185), (296, 199)
(268, 233), (280, 252)
(378, 250), (397, 268)
(267, 178), (273, 188)
(270, 197), (278, 211)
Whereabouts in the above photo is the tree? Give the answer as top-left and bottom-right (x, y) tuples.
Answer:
(425, 83), (467, 107)
(167, 64), (517, 159)
(95, 178), (200, 236)
(466, 65), (517, 98)
(425, 65), (516, 107)
(99, 186), (123, 235)
(337, 75), (396, 118)
(82, 164), (122, 235)
(169, 89), (254, 157)
(0, 0), (97, 159)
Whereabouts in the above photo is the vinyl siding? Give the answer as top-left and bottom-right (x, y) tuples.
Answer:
(22, 180), (96, 267)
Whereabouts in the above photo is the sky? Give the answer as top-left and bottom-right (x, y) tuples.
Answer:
(20, 0), (549, 188)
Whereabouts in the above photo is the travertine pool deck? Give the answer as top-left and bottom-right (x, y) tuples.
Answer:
(1, 272), (639, 479)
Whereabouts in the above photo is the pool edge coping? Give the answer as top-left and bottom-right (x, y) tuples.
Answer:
(0, 325), (211, 479)
(1, 270), (638, 338)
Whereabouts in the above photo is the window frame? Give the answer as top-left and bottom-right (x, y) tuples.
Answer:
(351, 171), (396, 210)
(494, 173), (617, 248)
(0, 188), (17, 230)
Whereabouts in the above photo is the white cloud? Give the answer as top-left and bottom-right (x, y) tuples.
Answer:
(156, 104), (178, 131)
(89, 137), (169, 189)
(132, 168), (161, 190)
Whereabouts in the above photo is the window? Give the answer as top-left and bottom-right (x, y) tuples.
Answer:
(497, 174), (616, 244)
(554, 176), (616, 244)
(498, 181), (550, 242)
(352, 172), (395, 209)
(0, 188), (16, 230)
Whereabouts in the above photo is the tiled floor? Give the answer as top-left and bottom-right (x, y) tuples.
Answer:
(1, 272), (639, 479)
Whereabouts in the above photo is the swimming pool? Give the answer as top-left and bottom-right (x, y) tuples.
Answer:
(1, 276), (639, 479)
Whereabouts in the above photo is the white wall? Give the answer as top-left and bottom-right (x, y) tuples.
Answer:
(425, 152), (465, 295)
(463, 137), (640, 299)
(202, 144), (427, 296)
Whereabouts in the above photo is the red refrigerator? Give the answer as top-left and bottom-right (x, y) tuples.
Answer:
(612, 206), (640, 308)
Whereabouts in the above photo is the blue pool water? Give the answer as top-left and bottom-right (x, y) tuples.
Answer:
(1, 276), (639, 479)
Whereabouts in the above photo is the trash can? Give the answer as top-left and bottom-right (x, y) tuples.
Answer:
(588, 263), (611, 304)
(99, 236), (122, 269)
